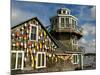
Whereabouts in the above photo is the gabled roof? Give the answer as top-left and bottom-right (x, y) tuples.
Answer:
(11, 17), (59, 47)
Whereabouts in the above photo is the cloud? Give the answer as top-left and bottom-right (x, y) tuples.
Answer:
(78, 23), (96, 53)
(82, 23), (96, 36)
(79, 38), (96, 53)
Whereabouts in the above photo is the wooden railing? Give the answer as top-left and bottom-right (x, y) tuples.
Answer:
(47, 24), (83, 35)
(52, 23), (83, 35)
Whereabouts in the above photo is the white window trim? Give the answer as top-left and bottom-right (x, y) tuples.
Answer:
(36, 52), (46, 69)
(11, 50), (24, 70)
(60, 17), (65, 28)
(71, 18), (77, 29)
(72, 54), (79, 64)
(60, 17), (72, 28)
(65, 17), (70, 28)
(29, 24), (38, 41)
(71, 38), (78, 50)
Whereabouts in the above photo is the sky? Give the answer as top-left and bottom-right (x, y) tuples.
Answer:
(11, 0), (96, 53)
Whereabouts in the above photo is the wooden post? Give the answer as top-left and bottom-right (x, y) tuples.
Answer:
(81, 54), (83, 70)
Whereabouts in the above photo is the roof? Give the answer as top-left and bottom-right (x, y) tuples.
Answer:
(53, 40), (84, 54)
(11, 17), (59, 47)
(57, 8), (71, 13)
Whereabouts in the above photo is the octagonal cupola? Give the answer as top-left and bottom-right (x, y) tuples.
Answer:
(57, 8), (71, 15)
(50, 8), (83, 39)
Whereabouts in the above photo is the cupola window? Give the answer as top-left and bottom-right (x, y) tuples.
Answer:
(63, 10), (66, 14)
(72, 19), (76, 28)
(66, 18), (70, 27)
(61, 18), (65, 27)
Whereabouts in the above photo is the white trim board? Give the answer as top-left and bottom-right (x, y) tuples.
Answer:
(36, 52), (46, 68)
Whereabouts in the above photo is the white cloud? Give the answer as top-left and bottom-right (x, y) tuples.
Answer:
(79, 23), (96, 53)
(79, 38), (86, 44)
(79, 38), (96, 53)
(82, 23), (96, 36)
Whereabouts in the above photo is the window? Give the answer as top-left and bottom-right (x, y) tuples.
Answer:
(72, 19), (77, 28)
(73, 38), (78, 45)
(11, 51), (24, 70)
(61, 18), (65, 27)
(36, 52), (46, 68)
(66, 18), (69, 27)
(17, 53), (22, 68)
(29, 24), (38, 41)
(72, 19), (74, 28)
(74, 20), (76, 25)
(67, 12), (69, 15)
(72, 54), (79, 64)
(11, 53), (16, 69)
(63, 10), (66, 14)
(72, 36), (78, 45)
(72, 37), (78, 50)
(58, 10), (61, 14)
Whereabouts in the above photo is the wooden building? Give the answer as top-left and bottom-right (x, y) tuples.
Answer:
(50, 8), (84, 70)
(11, 8), (84, 73)
(11, 17), (58, 71)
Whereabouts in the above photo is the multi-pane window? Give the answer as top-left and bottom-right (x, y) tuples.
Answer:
(17, 53), (22, 68)
(11, 51), (24, 70)
(31, 26), (36, 40)
(60, 17), (70, 28)
(61, 18), (65, 27)
(66, 18), (69, 24)
(30, 25), (38, 41)
(72, 54), (79, 64)
(36, 52), (46, 68)
(72, 19), (77, 28)
(66, 18), (70, 27)
(72, 36), (78, 50)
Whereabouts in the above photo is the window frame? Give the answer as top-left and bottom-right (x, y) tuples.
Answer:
(36, 52), (46, 68)
(63, 10), (66, 14)
(11, 50), (24, 70)
(66, 17), (70, 27)
(72, 54), (79, 64)
(29, 24), (38, 41)
(71, 36), (78, 50)
(71, 18), (77, 29)
(72, 36), (78, 45)
(61, 17), (65, 28)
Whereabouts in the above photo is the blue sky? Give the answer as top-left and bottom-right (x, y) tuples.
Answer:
(11, 0), (96, 53)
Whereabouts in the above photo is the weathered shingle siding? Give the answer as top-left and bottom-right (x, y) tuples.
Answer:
(11, 17), (57, 70)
